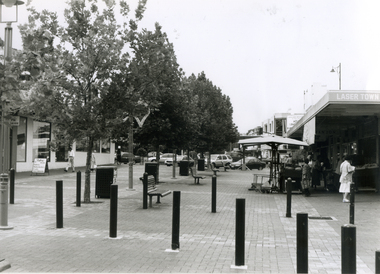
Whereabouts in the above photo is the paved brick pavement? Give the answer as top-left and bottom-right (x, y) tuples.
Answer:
(0, 163), (380, 273)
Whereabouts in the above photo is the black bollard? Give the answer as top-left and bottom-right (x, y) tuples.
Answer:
(142, 173), (148, 209)
(342, 224), (356, 274)
(212, 175), (217, 213)
(9, 168), (15, 205)
(376, 250), (380, 274)
(349, 184), (355, 224)
(235, 198), (245, 267)
(76, 171), (81, 207)
(171, 191), (181, 250)
(109, 184), (118, 238)
(297, 213), (308, 273)
(56, 180), (63, 229)
(286, 177), (292, 218)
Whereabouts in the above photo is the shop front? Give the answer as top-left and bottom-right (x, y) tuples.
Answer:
(0, 116), (116, 173)
(286, 90), (380, 192)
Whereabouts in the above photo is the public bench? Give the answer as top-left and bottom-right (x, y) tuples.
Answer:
(189, 167), (206, 184)
(209, 163), (220, 176)
(140, 173), (171, 208)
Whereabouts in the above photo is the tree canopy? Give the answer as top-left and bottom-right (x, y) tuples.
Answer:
(9, 0), (239, 200)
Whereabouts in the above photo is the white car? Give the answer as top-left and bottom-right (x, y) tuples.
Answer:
(158, 153), (175, 165)
(210, 154), (233, 168)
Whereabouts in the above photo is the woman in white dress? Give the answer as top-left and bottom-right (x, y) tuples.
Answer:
(339, 155), (355, 203)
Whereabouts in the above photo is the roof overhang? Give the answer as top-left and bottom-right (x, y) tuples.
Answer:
(286, 90), (380, 140)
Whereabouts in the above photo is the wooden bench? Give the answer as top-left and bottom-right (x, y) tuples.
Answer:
(140, 173), (171, 208)
(189, 167), (206, 184)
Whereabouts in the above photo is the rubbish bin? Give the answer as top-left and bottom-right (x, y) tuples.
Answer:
(145, 162), (158, 182)
(95, 166), (116, 198)
(198, 159), (205, 171)
(179, 160), (189, 176)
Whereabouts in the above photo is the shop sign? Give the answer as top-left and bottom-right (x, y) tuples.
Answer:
(330, 92), (380, 102)
(9, 116), (20, 126)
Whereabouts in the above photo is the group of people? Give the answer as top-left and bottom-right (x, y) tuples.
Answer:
(301, 153), (355, 202)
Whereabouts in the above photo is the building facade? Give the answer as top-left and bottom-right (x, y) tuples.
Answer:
(0, 116), (115, 173)
(286, 90), (380, 192)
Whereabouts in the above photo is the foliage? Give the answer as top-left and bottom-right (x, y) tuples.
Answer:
(183, 72), (239, 153)
(17, 0), (148, 202)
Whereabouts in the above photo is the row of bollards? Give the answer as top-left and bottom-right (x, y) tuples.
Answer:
(9, 170), (380, 273)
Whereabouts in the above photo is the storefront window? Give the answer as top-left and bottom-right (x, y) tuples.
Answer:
(93, 139), (100, 153)
(76, 138), (88, 152)
(101, 139), (110, 153)
(17, 117), (27, 162)
(55, 144), (67, 162)
(32, 121), (51, 161)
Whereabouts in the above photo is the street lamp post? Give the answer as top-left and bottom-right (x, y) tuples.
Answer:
(0, 0), (23, 233)
(330, 63), (341, 90)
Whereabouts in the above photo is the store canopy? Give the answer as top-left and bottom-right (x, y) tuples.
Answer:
(238, 135), (309, 147)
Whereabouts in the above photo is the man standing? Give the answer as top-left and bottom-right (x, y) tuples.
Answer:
(65, 148), (75, 172)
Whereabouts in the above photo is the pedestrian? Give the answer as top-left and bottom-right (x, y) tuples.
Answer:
(302, 158), (312, 196)
(65, 148), (75, 172)
(91, 150), (97, 172)
(116, 146), (122, 165)
(334, 153), (345, 190)
(311, 155), (322, 188)
(339, 155), (355, 203)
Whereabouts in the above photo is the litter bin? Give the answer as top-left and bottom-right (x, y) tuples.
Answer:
(198, 159), (205, 171)
(145, 162), (158, 182)
(95, 166), (117, 198)
(179, 160), (189, 176)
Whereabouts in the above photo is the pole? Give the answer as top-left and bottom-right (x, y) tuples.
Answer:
(171, 191), (181, 250)
(376, 250), (380, 274)
(235, 198), (246, 267)
(56, 180), (63, 229)
(128, 115), (134, 190)
(109, 184), (118, 238)
(211, 175), (217, 213)
(9, 168), (14, 204)
(297, 213), (308, 273)
(339, 63), (341, 90)
(0, 174), (12, 229)
(341, 224), (356, 274)
(172, 150), (176, 179)
(142, 172), (148, 209)
(76, 171), (81, 207)
(349, 184), (355, 224)
(286, 177), (292, 217)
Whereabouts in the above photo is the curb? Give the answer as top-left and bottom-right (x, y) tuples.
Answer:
(0, 259), (11, 272)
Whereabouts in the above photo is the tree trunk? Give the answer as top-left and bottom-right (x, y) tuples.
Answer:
(84, 137), (94, 203)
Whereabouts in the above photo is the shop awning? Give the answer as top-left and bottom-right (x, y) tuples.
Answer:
(238, 135), (308, 147)
(286, 90), (380, 142)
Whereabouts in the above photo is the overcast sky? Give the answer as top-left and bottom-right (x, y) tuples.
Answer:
(4, 0), (380, 134)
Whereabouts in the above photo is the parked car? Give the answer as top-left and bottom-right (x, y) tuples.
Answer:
(230, 157), (256, 169)
(166, 155), (194, 167)
(158, 153), (175, 165)
(147, 152), (162, 162)
(245, 158), (266, 170)
(119, 152), (141, 164)
(210, 154), (233, 169)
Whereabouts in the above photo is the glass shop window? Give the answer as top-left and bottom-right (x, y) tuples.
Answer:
(17, 117), (27, 162)
(101, 139), (110, 153)
(32, 121), (51, 161)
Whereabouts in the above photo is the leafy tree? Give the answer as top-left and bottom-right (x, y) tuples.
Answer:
(184, 72), (239, 156)
(17, 0), (148, 202)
